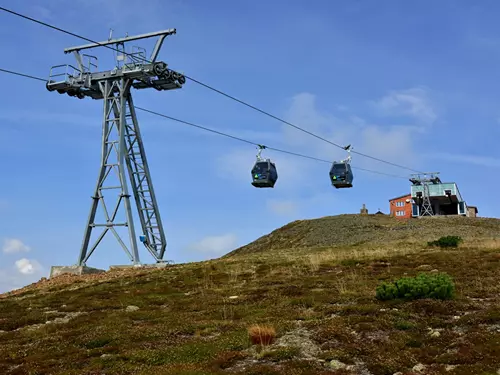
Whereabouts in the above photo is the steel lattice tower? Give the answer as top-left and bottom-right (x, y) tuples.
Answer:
(46, 30), (184, 265)
(421, 183), (434, 216)
(410, 172), (441, 217)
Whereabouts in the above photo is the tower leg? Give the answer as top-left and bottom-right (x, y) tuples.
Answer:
(117, 82), (140, 264)
(123, 95), (167, 262)
(77, 79), (140, 266)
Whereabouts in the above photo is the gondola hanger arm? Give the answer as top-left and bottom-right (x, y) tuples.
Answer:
(256, 144), (267, 161)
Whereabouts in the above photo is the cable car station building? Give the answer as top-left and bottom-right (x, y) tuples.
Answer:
(389, 173), (477, 218)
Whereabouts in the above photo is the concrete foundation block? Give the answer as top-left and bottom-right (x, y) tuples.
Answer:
(49, 265), (106, 278)
(108, 264), (143, 271)
(109, 263), (171, 271)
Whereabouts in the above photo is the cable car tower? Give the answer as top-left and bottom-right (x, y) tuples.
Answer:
(409, 172), (441, 216)
(46, 29), (185, 266)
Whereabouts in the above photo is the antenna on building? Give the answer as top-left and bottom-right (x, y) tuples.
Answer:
(360, 203), (368, 215)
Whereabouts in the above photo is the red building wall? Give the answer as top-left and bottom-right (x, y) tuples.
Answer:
(389, 194), (412, 219)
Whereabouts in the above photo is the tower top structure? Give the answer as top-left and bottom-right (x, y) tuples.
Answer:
(47, 29), (185, 100)
(46, 29), (184, 267)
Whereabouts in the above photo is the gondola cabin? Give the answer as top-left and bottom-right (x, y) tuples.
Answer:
(329, 162), (353, 188)
(251, 159), (278, 188)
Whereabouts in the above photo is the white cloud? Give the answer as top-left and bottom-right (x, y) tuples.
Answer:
(0, 259), (45, 294)
(358, 125), (418, 166)
(267, 199), (298, 216)
(214, 88), (430, 217)
(2, 238), (31, 254)
(215, 93), (396, 190)
(15, 258), (42, 275)
(279, 91), (422, 171)
(282, 92), (342, 150)
(216, 145), (315, 192)
(370, 87), (437, 125)
(187, 234), (238, 254)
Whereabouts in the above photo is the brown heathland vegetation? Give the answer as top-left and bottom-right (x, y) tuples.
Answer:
(0, 214), (499, 375)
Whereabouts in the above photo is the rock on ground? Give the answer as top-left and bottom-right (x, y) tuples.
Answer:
(126, 305), (140, 312)
(275, 327), (321, 359)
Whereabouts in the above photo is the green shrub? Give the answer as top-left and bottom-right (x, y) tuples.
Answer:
(375, 273), (455, 301)
(83, 337), (113, 349)
(340, 259), (362, 267)
(394, 320), (415, 331)
(427, 235), (462, 248)
(260, 346), (301, 361)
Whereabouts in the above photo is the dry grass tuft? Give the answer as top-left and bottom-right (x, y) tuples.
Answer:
(248, 324), (276, 346)
(467, 238), (500, 250)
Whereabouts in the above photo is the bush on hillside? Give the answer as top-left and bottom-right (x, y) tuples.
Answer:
(376, 273), (455, 301)
(427, 235), (462, 248)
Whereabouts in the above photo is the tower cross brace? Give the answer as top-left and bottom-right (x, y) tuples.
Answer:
(46, 29), (185, 265)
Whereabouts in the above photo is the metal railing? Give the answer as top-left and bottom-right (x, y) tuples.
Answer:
(82, 54), (98, 73)
(47, 64), (83, 84)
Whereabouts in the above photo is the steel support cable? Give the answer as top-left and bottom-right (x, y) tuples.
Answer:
(177, 75), (425, 174)
(0, 67), (46, 81)
(0, 5), (425, 175)
(134, 107), (408, 179)
(0, 66), (408, 180)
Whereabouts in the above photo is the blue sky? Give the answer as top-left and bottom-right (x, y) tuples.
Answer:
(1, 0), (499, 292)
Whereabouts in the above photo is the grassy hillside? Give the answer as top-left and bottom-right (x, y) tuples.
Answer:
(226, 214), (500, 257)
(0, 215), (500, 375)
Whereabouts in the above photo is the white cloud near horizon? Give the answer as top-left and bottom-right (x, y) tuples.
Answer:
(187, 233), (238, 254)
(266, 193), (342, 219)
(267, 199), (298, 216)
(2, 238), (31, 254)
(15, 258), (43, 275)
(0, 259), (45, 294)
